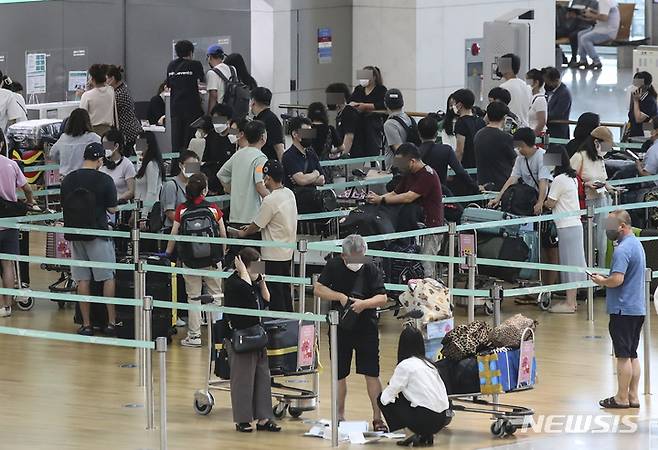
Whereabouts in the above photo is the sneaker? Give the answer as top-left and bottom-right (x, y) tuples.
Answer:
(180, 335), (202, 347)
(77, 325), (94, 336)
(175, 318), (186, 327)
(0, 306), (11, 318)
(103, 323), (117, 336)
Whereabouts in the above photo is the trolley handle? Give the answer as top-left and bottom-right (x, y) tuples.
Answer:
(520, 326), (535, 343)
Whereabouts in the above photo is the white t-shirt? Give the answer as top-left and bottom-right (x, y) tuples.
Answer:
(569, 151), (608, 199)
(100, 157), (136, 197)
(253, 186), (298, 261)
(593, 0), (620, 37)
(380, 357), (449, 414)
(0, 88), (25, 133)
(12, 92), (27, 124)
(206, 63), (232, 105)
(528, 91), (547, 133)
(500, 78), (532, 127)
(548, 174), (582, 228)
(134, 160), (163, 217)
(80, 86), (116, 127)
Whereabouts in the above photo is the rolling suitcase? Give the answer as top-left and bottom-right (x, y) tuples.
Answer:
(73, 281), (108, 329)
(114, 254), (176, 340)
(383, 241), (425, 286)
(518, 225), (539, 281)
(264, 319), (301, 376)
(461, 207), (521, 237)
(640, 229), (658, 292)
(476, 234), (530, 282)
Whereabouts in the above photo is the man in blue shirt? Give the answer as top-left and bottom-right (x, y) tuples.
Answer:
(592, 209), (646, 410)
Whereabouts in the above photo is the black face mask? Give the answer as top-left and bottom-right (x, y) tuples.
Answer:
(495, 69), (503, 79)
(545, 84), (555, 92)
(300, 138), (314, 148)
(104, 157), (122, 170)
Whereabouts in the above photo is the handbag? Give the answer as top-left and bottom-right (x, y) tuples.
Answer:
(231, 323), (268, 353)
(0, 198), (28, 218)
(541, 219), (559, 248)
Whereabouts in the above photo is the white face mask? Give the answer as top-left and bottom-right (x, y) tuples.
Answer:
(359, 79), (369, 88)
(346, 263), (363, 272)
(105, 149), (113, 158)
(452, 105), (460, 115)
(228, 134), (238, 144)
(195, 129), (206, 139)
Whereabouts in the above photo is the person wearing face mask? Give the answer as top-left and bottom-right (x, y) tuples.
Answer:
(366, 144), (444, 279)
(147, 82), (168, 126)
(160, 151), (200, 233)
(498, 53), (532, 127)
(163, 173), (225, 348)
(349, 66), (387, 158)
(282, 116), (325, 191)
(106, 65), (142, 156)
(199, 105), (238, 195)
(100, 128), (136, 205)
(570, 126), (615, 268)
(50, 108), (101, 178)
(543, 67), (572, 140)
(383, 88), (418, 169)
(487, 87), (520, 135)
(249, 87), (284, 161)
(591, 210), (646, 410)
(218, 120), (270, 260)
(224, 247), (280, 433)
(314, 234), (389, 431)
(231, 160), (297, 312)
(326, 82), (365, 157)
(452, 88), (486, 169)
(525, 69), (547, 136)
(60, 142), (118, 336)
(205, 44), (232, 114)
(627, 71), (658, 139)
(636, 117), (658, 182)
(80, 64), (117, 137)
(566, 112), (600, 158)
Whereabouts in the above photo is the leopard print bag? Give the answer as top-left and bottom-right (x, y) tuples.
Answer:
(489, 314), (537, 348)
(441, 321), (492, 361)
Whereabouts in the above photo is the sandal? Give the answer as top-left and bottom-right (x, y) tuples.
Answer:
(548, 303), (576, 314)
(630, 402), (640, 408)
(397, 434), (421, 447)
(373, 419), (389, 433)
(599, 397), (629, 409)
(235, 422), (253, 433)
(256, 420), (281, 432)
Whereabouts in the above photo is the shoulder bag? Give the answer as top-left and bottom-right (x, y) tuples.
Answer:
(230, 278), (268, 353)
(525, 157), (558, 248)
(337, 267), (368, 331)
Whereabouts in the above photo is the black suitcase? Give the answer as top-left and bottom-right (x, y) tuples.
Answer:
(213, 320), (231, 379)
(640, 229), (658, 292)
(476, 233), (529, 282)
(434, 357), (480, 395)
(382, 241), (425, 286)
(264, 319), (301, 376)
(114, 254), (176, 340)
(73, 281), (108, 329)
(18, 230), (29, 285)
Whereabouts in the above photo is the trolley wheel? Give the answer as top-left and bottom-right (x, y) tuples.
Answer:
(16, 296), (34, 311)
(273, 402), (288, 419)
(193, 392), (214, 416)
(504, 421), (517, 436)
(538, 292), (551, 311)
(483, 300), (494, 316)
(490, 419), (506, 438)
(58, 301), (66, 310)
(288, 407), (303, 419)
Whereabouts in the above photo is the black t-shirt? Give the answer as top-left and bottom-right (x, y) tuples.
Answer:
(311, 123), (340, 160)
(628, 93), (658, 137)
(166, 58), (205, 117)
(202, 130), (234, 165)
(224, 272), (262, 330)
(419, 141), (478, 193)
(255, 109), (284, 161)
(147, 95), (165, 125)
(473, 127), (517, 191)
(336, 105), (365, 156)
(454, 115), (486, 169)
(281, 145), (323, 189)
(61, 168), (118, 232)
(349, 84), (387, 111)
(317, 257), (386, 331)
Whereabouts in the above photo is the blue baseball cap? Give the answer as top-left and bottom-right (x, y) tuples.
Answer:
(207, 44), (225, 58)
(84, 142), (105, 161)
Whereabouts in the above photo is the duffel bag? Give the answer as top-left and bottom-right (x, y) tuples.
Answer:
(489, 314), (538, 348)
(441, 321), (492, 361)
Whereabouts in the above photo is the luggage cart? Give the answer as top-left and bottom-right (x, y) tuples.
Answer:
(193, 315), (320, 419)
(42, 221), (76, 309)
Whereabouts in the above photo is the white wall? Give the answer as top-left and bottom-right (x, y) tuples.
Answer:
(353, 0), (555, 112)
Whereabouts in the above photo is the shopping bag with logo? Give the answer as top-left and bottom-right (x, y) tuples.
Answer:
(424, 318), (454, 361)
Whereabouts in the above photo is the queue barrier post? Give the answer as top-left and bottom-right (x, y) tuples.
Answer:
(586, 205), (595, 323)
(298, 240), (308, 314)
(644, 268), (652, 395)
(467, 254), (476, 323)
(312, 274), (321, 401)
(136, 259), (146, 386)
(144, 295), (155, 430)
(329, 310), (339, 447)
(447, 222), (457, 306)
(156, 336), (168, 450)
(491, 284), (503, 328)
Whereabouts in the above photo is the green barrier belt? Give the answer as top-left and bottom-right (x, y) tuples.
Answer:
(596, 199), (658, 214)
(608, 174), (658, 187)
(503, 280), (594, 297)
(447, 168), (477, 176)
(27, 153), (181, 173)
(17, 188), (60, 199)
(298, 210), (351, 221)
(17, 212), (63, 222)
(139, 231), (298, 249)
(152, 301), (327, 323)
(0, 287), (141, 307)
(319, 156), (386, 167)
(0, 252), (133, 272)
(444, 193), (496, 204)
(476, 257), (606, 274)
(547, 137), (643, 150)
(143, 263), (311, 285)
(0, 221), (128, 239)
(0, 325), (155, 349)
(639, 235), (658, 242)
(384, 282), (490, 297)
(318, 176), (392, 191)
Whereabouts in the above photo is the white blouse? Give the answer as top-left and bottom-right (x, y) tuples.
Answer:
(380, 357), (449, 413)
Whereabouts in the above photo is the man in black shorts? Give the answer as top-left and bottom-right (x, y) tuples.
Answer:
(592, 210), (647, 409)
(314, 234), (388, 431)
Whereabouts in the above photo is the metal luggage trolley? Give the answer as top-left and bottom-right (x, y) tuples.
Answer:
(449, 328), (537, 438)
(193, 314), (320, 419)
(41, 221), (76, 308)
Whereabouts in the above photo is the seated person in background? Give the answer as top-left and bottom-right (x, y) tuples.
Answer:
(488, 87), (519, 135)
(326, 82), (364, 157)
(417, 115), (478, 193)
(366, 144), (443, 279)
(474, 102), (518, 191)
(313, 234), (388, 432)
(379, 327), (451, 448)
(282, 116), (325, 190)
(307, 102), (340, 160)
(100, 128), (136, 205)
(636, 116), (658, 182)
(147, 82), (167, 126)
(489, 127), (553, 216)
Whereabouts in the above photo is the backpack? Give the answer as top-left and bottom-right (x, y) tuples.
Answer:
(63, 187), (97, 241)
(178, 201), (223, 269)
(390, 115), (422, 146)
(148, 180), (183, 233)
(213, 66), (250, 120)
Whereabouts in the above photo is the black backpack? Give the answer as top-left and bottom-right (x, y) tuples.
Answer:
(178, 201), (223, 269)
(148, 180), (183, 233)
(63, 187), (97, 241)
(390, 115), (422, 146)
(213, 66), (250, 120)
